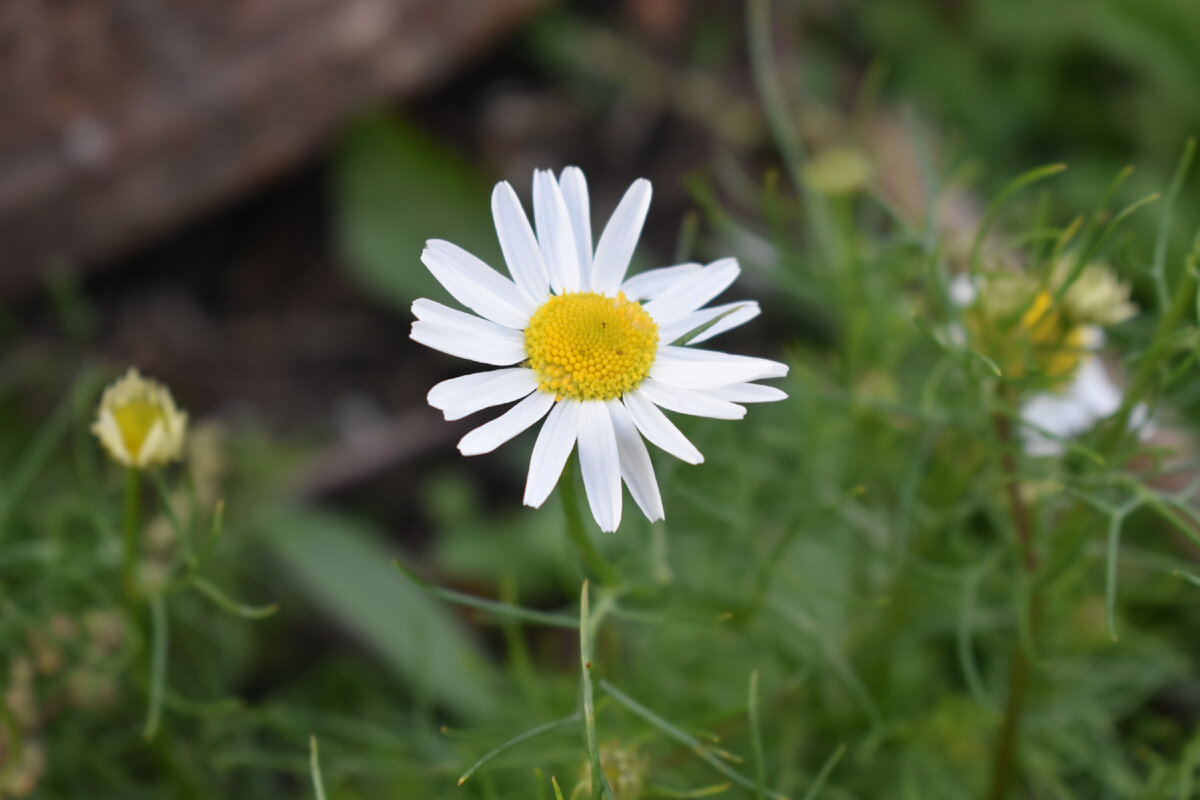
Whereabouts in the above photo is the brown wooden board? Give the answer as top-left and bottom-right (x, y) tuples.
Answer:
(0, 0), (544, 290)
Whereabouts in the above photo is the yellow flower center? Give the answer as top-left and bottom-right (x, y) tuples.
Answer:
(1018, 291), (1086, 378)
(113, 400), (166, 459)
(524, 291), (659, 401)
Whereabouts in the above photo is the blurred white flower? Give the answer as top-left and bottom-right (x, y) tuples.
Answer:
(1019, 354), (1121, 456)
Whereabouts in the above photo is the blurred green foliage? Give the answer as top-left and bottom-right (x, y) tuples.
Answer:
(859, 0), (1200, 169)
(255, 506), (494, 720)
(333, 115), (500, 311)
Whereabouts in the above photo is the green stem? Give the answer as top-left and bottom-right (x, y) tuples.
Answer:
(122, 467), (143, 603)
(992, 411), (1037, 572)
(561, 457), (620, 586)
(986, 400), (1041, 800)
(986, 643), (1031, 800)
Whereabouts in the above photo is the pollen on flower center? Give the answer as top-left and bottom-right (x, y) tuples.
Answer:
(524, 291), (659, 401)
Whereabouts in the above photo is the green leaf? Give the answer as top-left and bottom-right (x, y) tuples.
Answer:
(332, 114), (500, 310)
(255, 506), (495, 719)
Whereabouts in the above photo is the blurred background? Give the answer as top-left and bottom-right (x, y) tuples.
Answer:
(5, 0), (1200, 448)
(5, 0), (1200, 797)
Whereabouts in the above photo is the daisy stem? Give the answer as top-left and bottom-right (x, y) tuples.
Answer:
(122, 466), (143, 603)
(561, 456), (620, 586)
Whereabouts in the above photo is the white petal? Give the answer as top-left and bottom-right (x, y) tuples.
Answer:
(92, 410), (132, 465)
(422, 240), (535, 329)
(1072, 357), (1121, 417)
(411, 297), (521, 334)
(411, 322), (526, 365)
(534, 170), (582, 293)
(492, 181), (550, 303)
(643, 258), (741, 324)
(620, 263), (703, 301)
(708, 382), (788, 403)
(590, 179), (652, 295)
(1019, 356), (1122, 455)
(607, 399), (663, 522)
(559, 167), (593, 286)
(657, 301), (761, 346)
(458, 391), (555, 456)
(948, 274), (977, 307)
(577, 401), (622, 532)
(636, 378), (745, 420)
(137, 419), (168, 470)
(427, 368), (539, 420)
(410, 299), (527, 365)
(623, 391), (703, 465)
(649, 345), (788, 389)
(524, 399), (582, 508)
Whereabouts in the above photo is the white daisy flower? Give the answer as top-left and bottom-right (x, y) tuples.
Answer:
(411, 167), (788, 532)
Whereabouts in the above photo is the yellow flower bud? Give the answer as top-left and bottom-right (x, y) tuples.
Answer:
(1050, 259), (1137, 327)
(91, 368), (188, 469)
(803, 146), (873, 195)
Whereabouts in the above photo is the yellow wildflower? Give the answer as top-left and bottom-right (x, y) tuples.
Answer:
(91, 368), (188, 469)
(1049, 259), (1136, 327)
(803, 145), (874, 195)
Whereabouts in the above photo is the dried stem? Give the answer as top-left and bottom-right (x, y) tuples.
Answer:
(986, 405), (1040, 800)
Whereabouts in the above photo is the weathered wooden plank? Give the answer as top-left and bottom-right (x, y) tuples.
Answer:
(0, 0), (544, 289)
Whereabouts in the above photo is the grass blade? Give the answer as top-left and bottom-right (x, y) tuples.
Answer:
(143, 594), (169, 740)
(457, 715), (580, 786)
(1151, 138), (1196, 309)
(800, 743), (847, 800)
(749, 671), (766, 800)
(669, 305), (750, 347)
(1104, 512), (1127, 642)
(394, 559), (578, 629)
(189, 576), (279, 620)
(581, 580), (616, 800)
(648, 783), (734, 798)
(969, 163), (1067, 275)
(600, 679), (789, 800)
(309, 736), (328, 800)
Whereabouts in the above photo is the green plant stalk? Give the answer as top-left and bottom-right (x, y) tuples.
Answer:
(986, 400), (1041, 800)
(561, 457), (620, 586)
(122, 467), (143, 603)
(580, 581), (616, 800)
(987, 642), (1031, 800)
(991, 411), (1037, 573)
